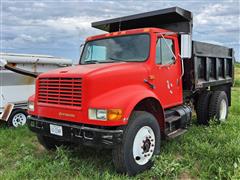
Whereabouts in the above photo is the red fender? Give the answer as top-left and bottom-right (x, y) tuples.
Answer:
(89, 85), (164, 125)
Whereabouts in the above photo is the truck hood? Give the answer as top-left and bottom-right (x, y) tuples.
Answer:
(39, 62), (147, 78)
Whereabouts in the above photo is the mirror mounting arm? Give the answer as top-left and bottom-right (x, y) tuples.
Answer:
(159, 34), (177, 61)
(178, 53), (184, 79)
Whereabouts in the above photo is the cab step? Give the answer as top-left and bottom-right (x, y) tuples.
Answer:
(165, 115), (181, 132)
(166, 128), (187, 139)
(164, 105), (192, 134)
(165, 115), (180, 123)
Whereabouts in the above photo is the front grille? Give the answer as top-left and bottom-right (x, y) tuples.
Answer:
(38, 77), (82, 107)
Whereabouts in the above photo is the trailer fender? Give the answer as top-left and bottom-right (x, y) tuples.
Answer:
(89, 85), (163, 125)
(0, 103), (14, 122)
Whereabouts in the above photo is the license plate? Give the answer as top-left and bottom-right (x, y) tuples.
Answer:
(50, 124), (63, 136)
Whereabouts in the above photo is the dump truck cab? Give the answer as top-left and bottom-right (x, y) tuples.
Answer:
(27, 7), (234, 176)
(79, 27), (183, 121)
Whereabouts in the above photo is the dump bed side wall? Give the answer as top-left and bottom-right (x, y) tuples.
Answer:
(183, 41), (234, 91)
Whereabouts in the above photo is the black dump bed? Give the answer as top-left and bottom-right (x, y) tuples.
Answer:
(92, 7), (234, 90)
(183, 41), (234, 90)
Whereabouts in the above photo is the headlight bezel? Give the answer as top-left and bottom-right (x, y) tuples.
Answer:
(88, 108), (107, 121)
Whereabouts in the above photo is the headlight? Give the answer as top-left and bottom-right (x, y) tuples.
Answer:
(88, 108), (122, 121)
(28, 101), (34, 111)
(88, 109), (107, 120)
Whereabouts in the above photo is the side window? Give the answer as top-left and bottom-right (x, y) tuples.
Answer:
(156, 38), (175, 65)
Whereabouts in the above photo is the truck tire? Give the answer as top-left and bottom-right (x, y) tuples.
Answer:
(8, 109), (27, 127)
(196, 91), (212, 125)
(112, 111), (161, 176)
(209, 91), (228, 121)
(37, 135), (73, 150)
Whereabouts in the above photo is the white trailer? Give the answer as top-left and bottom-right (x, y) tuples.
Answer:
(0, 53), (72, 127)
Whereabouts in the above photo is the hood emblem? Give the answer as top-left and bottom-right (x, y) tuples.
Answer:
(59, 112), (75, 117)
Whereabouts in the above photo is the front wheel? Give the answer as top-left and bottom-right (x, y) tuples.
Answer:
(112, 111), (161, 176)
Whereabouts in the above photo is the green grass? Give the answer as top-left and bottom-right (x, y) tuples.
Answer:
(234, 63), (240, 87)
(0, 68), (240, 179)
(235, 62), (240, 69)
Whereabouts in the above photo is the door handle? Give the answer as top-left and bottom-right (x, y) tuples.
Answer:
(144, 79), (155, 89)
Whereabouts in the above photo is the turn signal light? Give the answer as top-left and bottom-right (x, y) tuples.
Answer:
(107, 109), (123, 121)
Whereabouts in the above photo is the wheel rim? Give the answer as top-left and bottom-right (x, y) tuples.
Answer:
(12, 113), (27, 127)
(219, 99), (227, 121)
(133, 126), (155, 165)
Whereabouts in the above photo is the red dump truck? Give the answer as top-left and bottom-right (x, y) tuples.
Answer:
(27, 7), (234, 175)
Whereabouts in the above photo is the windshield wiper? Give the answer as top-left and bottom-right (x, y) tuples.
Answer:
(84, 59), (126, 64)
(84, 60), (99, 64)
(108, 57), (126, 62)
(108, 57), (141, 62)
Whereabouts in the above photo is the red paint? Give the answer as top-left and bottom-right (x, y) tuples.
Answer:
(28, 28), (183, 127)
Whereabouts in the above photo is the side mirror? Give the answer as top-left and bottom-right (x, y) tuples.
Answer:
(0, 58), (7, 67)
(181, 34), (192, 59)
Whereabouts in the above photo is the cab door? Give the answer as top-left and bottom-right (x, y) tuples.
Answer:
(154, 35), (183, 108)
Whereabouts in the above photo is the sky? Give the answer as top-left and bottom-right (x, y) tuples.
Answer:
(1, 0), (240, 63)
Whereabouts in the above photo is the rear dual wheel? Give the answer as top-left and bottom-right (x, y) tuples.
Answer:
(196, 91), (212, 125)
(209, 91), (228, 121)
(196, 90), (228, 125)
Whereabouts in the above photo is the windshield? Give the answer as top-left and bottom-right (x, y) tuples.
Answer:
(80, 34), (150, 64)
